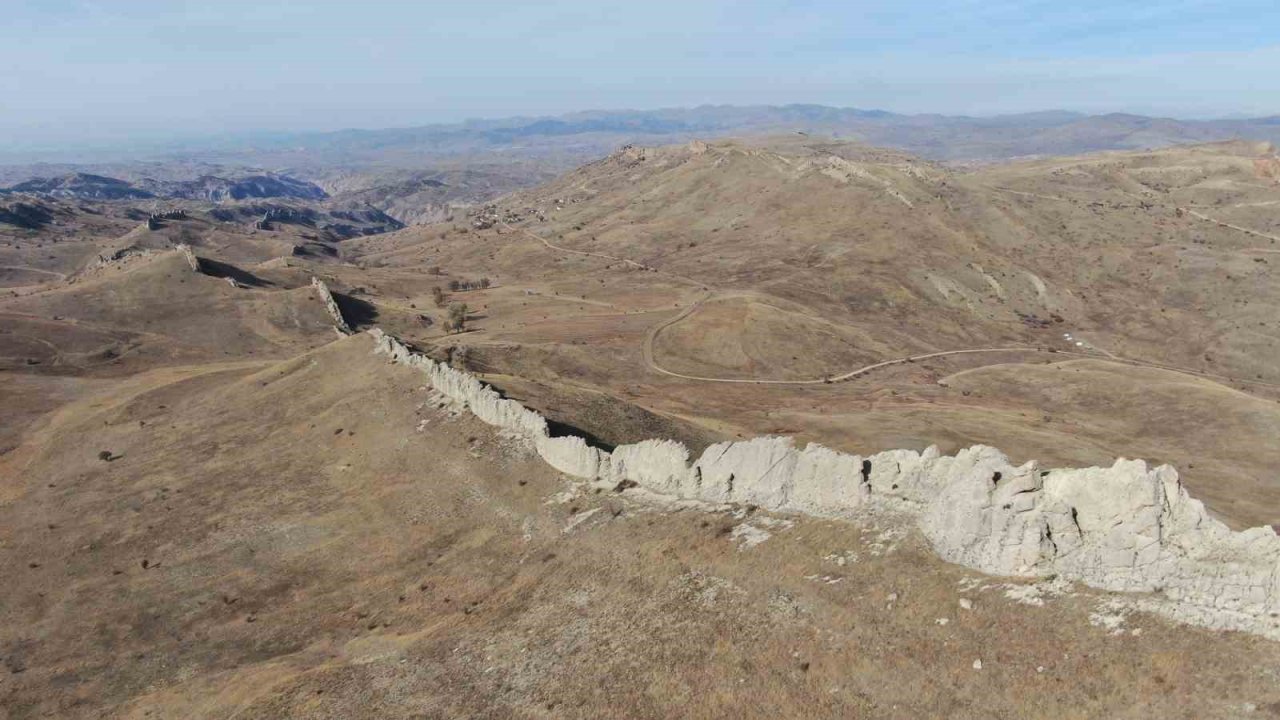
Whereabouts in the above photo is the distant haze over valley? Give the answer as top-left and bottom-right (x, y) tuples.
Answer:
(4, 104), (1280, 168)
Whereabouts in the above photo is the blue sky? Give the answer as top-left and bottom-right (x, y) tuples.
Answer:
(3, 0), (1279, 148)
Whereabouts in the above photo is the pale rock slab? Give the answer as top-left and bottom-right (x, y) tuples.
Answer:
(367, 328), (1280, 639)
(311, 277), (352, 334)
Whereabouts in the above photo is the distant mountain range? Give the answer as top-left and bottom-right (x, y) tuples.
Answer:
(4, 105), (1278, 227)
(157, 105), (1280, 167)
(4, 106), (1280, 170)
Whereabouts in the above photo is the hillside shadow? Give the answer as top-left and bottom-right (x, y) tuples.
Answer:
(198, 258), (273, 288)
(478, 374), (617, 453)
(545, 418), (617, 453)
(333, 292), (379, 329)
(291, 242), (338, 258)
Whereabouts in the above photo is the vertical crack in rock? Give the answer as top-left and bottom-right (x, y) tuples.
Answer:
(368, 328), (1280, 639)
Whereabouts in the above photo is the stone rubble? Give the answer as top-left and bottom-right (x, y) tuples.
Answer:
(368, 328), (1280, 639)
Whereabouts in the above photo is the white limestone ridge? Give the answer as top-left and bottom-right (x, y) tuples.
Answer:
(175, 244), (200, 272)
(369, 328), (1280, 638)
(311, 277), (352, 335)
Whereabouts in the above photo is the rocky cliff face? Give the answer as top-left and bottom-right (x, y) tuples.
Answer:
(175, 244), (200, 272)
(311, 278), (352, 334)
(368, 329), (1280, 639)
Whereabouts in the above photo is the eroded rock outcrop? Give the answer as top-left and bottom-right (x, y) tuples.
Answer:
(175, 244), (200, 272)
(369, 329), (1280, 638)
(311, 277), (352, 334)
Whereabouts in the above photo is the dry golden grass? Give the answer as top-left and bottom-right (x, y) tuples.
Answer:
(5, 138), (1280, 715)
(4, 335), (1280, 718)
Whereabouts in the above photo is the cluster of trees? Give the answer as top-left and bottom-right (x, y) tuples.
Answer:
(444, 302), (468, 333)
(448, 277), (491, 291)
(425, 272), (490, 332)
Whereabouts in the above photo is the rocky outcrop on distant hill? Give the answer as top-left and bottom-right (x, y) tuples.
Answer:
(206, 201), (403, 238)
(370, 328), (1280, 640)
(316, 166), (560, 226)
(207, 204), (310, 225)
(145, 209), (188, 230)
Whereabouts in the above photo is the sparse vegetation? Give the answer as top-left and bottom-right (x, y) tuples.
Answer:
(447, 277), (491, 291)
(7, 128), (1280, 719)
(445, 302), (468, 333)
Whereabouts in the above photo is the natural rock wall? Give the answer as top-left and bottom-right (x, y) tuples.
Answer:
(147, 209), (188, 230)
(175, 244), (200, 272)
(311, 277), (352, 334)
(369, 329), (1280, 638)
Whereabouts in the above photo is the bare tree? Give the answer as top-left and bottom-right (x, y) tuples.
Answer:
(432, 286), (446, 307)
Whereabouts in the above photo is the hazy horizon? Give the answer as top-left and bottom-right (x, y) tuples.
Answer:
(4, 0), (1280, 153)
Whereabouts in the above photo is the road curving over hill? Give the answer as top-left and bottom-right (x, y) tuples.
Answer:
(503, 220), (1280, 394)
(644, 299), (1280, 391)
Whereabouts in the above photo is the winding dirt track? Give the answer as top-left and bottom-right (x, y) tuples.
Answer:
(0, 265), (66, 279)
(1183, 209), (1280, 244)
(503, 220), (1280, 391)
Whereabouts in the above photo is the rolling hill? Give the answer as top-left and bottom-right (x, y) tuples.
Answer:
(6, 136), (1280, 716)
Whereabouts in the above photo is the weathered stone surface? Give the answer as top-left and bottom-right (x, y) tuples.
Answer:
(786, 443), (869, 516)
(175, 244), (200, 272)
(535, 435), (604, 479)
(693, 436), (798, 506)
(368, 328), (1280, 638)
(311, 277), (352, 334)
(607, 439), (692, 495)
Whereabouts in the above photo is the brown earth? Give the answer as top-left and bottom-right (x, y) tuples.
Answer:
(5, 137), (1280, 716)
(3, 335), (1280, 719)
